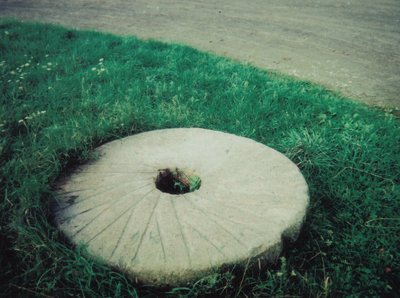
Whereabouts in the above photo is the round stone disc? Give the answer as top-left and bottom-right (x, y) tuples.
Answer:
(54, 128), (309, 285)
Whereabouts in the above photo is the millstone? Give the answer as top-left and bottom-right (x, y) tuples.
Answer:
(54, 128), (309, 285)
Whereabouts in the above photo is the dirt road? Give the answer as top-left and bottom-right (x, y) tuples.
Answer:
(1, 0), (399, 108)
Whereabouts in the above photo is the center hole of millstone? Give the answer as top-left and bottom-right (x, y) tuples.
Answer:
(155, 168), (201, 195)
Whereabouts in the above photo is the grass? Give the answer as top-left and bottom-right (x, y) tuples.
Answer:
(0, 19), (399, 297)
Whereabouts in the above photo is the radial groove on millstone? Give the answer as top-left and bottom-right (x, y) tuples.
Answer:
(53, 128), (309, 285)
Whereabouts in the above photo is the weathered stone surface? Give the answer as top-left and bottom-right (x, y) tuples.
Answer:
(54, 128), (309, 285)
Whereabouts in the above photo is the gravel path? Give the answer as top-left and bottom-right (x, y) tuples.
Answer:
(1, 0), (399, 108)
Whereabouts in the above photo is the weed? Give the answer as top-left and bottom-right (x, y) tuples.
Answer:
(155, 168), (201, 194)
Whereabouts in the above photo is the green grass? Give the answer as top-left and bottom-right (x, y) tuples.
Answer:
(0, 20), (399, 297)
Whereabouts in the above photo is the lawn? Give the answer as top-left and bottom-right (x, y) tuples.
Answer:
(0, 20), (399, 297)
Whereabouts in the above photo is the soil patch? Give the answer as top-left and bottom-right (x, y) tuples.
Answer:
(0, 0), (399, 108)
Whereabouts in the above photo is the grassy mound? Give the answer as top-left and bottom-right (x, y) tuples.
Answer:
(0, 20), (399, 297)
